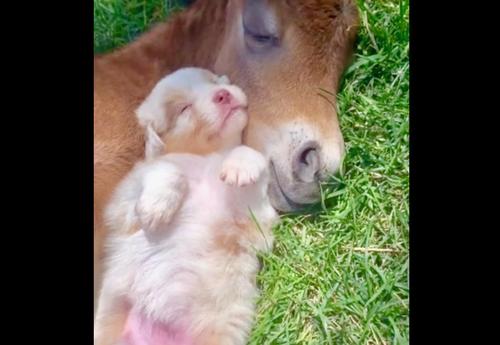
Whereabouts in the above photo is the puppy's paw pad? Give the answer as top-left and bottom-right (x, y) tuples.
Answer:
(220, 160), (260, 187)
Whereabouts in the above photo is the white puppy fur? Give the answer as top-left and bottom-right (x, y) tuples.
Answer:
(95, 68), (279, 345)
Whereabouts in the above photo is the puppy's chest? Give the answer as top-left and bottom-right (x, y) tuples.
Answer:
(136, 155), (273, 275)
(150, 177), (261, 271)
(181, 170), (241, 221)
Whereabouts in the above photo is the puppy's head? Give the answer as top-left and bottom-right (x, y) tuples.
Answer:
(136, 67), (248, 158)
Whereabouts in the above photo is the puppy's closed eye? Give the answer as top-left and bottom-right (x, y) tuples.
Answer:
(180, 104), (191, 114)
(163, 99), (191, 128)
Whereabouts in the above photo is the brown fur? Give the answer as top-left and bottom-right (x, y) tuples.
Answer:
(212, 219), (250, 256)
(94, 0), (358, 301)
(196, 330), (223, 345)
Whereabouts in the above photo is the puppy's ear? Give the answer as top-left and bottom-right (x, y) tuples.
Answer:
(216, 75), (230, 85)
(144, 125), (165, 160)
(136, 87), (178, 159)
(136, 93), (169, 135)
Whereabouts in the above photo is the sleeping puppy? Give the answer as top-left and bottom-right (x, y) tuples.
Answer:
(94, 68), (279, 345)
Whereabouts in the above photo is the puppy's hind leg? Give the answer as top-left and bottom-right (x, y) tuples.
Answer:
(94, 289), (129, 345)
(95, 263), (134, 345)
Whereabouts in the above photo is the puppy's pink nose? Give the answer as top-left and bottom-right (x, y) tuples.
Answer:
(213, 89), (232, 105)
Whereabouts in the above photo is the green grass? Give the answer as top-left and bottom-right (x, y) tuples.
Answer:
(94, 0), (409, 344)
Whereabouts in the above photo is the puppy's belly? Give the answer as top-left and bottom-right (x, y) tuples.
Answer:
(122, 309), (194, 345)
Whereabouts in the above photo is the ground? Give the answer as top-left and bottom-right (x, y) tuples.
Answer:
(94, 0), (409, 344)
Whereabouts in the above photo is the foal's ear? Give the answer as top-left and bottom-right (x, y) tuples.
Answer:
(144, 125), (165, 160)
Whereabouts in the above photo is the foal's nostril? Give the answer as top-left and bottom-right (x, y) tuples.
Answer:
(293, 142), (321, 183)
(300, 147), (317, 166)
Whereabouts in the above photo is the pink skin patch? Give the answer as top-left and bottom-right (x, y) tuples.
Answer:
(121, 309), (194, 345)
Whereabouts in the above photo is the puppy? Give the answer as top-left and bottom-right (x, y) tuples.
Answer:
(94, 68), (279, 345)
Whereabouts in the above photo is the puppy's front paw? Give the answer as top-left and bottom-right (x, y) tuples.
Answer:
(135, 197), (170, 231)
(219, 146), (267, 187)
(135, 179), (187, 232)
(219, 163), (258, 187)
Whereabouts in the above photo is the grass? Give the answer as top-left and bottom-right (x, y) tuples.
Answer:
(94, 0), (409, 344)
